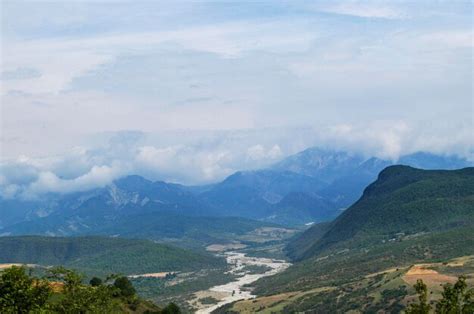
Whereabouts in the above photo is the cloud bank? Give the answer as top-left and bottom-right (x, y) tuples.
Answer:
(1, 121), (472, 199)
(1, 1), (472, 198)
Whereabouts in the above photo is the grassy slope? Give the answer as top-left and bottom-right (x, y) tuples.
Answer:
(0, 236), (225, 275)
(256, 226), (474, 295)
(284, 221), (332, 260)
(228, 255), (474, 314)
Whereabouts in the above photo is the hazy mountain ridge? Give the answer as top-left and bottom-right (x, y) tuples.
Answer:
(195, 149), (472, 224)
(1, 149), (471, 236)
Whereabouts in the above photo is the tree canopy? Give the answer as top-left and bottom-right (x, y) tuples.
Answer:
(407, 276), (474, 314)
(0, 266), (178, 313)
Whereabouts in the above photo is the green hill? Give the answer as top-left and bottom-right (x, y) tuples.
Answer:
(250, 166), (474, 312)
(0, 236), (224, 276)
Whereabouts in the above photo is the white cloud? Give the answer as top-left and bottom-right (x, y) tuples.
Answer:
(33, 164), (122, 193)
(136, 145), (235, 182)
(1, 119), (472, 199)
(0, 129), (298, 198)
(0, 164), (120, 200)
(246, 144), (283, 161)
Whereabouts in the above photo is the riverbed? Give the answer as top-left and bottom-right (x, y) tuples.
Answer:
(193, 251), (290, 313)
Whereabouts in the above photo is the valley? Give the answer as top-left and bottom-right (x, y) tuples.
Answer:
(1, 152), (473, 313)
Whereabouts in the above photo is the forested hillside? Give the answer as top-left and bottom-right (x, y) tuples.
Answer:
(0, 236), (224, 276)
(290, 166), (474, 260)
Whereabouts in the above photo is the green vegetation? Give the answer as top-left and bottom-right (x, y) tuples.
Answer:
(0, 265), (176, 313)
(240, 264), (272, 275)
(0, 266), (50, 313)
(284, 221), (332, 260)
(406, 279), (431, 314)
(257, 226), (474, 295)
(114, 276), (137, 298)
(0, 236), (224, 276)
(89, 276), (102, 287)
(407, 276), (474, 313)
(198, 296), (218, 305)
(132, 268), (235, 312)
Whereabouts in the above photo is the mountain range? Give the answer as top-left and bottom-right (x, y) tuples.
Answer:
(0, 148), (471, 242)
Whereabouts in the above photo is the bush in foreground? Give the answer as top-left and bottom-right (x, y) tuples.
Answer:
(0, 266), (179, 313)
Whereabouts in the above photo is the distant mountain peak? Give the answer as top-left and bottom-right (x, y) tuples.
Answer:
(114, 175), (152, 191)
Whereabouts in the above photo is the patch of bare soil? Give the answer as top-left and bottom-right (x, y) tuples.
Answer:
(403, 264), (457, 287)
(128, 272), (173, 278)
(0, 263), (37, 269)
(206, 243), (247, 252)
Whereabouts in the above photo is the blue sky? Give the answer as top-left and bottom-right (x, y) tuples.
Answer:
(0, 0), (473, 197)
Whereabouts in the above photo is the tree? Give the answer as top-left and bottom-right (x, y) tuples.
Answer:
(114, 276), (136, 298)
(436, 276), (474, 314)
(162, 302), (181, 314)
(90, 277), (103, 287)
(406, 279), (431, 314)
(0, 266), (51, 313)
(0, 266), (163, 313)
(47, 266), (118, 313)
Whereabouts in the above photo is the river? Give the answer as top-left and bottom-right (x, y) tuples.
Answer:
(194, 251), (291, 314)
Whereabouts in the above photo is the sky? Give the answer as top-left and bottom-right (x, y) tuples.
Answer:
(0, 0), (473, 198)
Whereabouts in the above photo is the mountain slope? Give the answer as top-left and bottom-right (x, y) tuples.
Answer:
(1, 175), (214, 235)
(271, 147), (367, 183)
(297, 166), (474, 259)
(89, 211), (277, 248)
(3, 211), (276, 249)
(271, 149), (472, 209)
(251, 166), (474, 312)
(264, 193), (339, 226)
(199, 170), (326, 219)
(284, 221), (332, 260)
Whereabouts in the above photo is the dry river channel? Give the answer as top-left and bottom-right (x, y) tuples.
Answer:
(194, 251), (291, 313)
